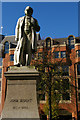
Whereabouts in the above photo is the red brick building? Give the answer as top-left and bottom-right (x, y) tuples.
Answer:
(1, 35), (80, 120)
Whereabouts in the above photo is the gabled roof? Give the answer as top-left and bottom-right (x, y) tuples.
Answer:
(1, 35), (17, 45)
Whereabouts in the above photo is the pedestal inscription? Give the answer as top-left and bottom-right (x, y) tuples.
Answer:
(1, 66), (40, 119)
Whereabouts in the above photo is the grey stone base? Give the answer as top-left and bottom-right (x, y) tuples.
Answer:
(1, 66), (40, 119)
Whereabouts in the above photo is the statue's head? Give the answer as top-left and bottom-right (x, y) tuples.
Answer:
(25, 6), (33, 16)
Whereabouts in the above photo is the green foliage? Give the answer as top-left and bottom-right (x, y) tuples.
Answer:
(43, 93), (60, 119)
(32, 46), (71, 119)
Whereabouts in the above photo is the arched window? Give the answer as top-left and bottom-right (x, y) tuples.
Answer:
(46, 37), (51, 50)
(4, 41), (9, 54)
(68, 36), (74, 49)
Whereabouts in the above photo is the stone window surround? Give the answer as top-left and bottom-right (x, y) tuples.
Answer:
(68, 35), (75, 49)
(54, 65), (69, 77)
(59, 77), (71, 103)
(76, 50), (80, 58)
(38, 91), (46, 103)
(76, 77), (80, 102)
(39, 77), (71, 103)
(59, 92), (71, 103)
(77, 63), (80, 75)
(53, 51), (66, 58)
(75, 64), (80, 102)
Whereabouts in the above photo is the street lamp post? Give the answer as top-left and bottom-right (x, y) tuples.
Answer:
(1, 26), (3, 34)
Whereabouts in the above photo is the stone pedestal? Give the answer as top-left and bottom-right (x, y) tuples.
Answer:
(1, 66), (40, 120)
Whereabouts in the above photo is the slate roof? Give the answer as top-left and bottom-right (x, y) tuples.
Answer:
(37, 38), (68, 46)
(53, 37), (80, 44)
(53, 38), (68, 45)
(1, 35), (80, 47)
(37, 37), (80, 46)
(1, 34), (41, 45)
(1, 35), (17, 45)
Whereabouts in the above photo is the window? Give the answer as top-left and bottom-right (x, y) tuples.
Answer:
(54, 66), (69, 76)
(40, 114), (47, 120)
(10, 55), (14, 61)
(0, 69), (2, 78)
(62, 92), (70, 100)
(62, 79), (70, 101)
(68, 36), (74, 49)
(78, 78), (80, 101)
(77, 64), (80, 75)
(54, 79), (60, 90)
(10, 43), (16, 48)
(39, 93), (45, 101)
(54, 78), (70, 101)
(38, 52), (42, 59)
(61, 51), (66, 58)
(0, 58), (2, 66)
(57, 66), (61, 74)
(78, 78), (80, 89)
(62, 66), (69, 76)
(62, 78), (69, 90)
(4, 42), (9, 54)
(54, 51), (59, 58)
(79, 93), (80, 101)
(76, 50), (80, 57)
(46, 38), (51, 50)
(6, 67), (9, 71)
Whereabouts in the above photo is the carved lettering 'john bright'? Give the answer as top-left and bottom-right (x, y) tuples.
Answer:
(10, 99), (18, 102)
(10, 99), (32, 103)
(20, 99), (32, 102)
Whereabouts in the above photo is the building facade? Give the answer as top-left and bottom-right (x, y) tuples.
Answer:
(1, 35), (80, 120)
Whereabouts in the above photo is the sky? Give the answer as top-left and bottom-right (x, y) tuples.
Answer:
(1, 2), (78, 39)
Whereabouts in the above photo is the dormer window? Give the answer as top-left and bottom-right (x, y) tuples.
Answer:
(46, 37), (51, 50)
(68, 36), (75, 49)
